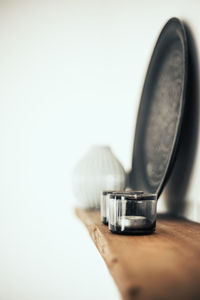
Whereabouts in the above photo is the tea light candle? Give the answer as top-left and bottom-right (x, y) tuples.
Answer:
(119, 216), (147, 230)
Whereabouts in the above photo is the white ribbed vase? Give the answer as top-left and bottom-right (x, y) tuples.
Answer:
(72, 146), (126, 209)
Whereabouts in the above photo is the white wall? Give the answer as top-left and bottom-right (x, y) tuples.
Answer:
(0, 1), (200, 299)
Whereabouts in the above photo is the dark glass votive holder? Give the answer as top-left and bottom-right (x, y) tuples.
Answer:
(101, 190), (143, 225)
(108, 193), (157, 234)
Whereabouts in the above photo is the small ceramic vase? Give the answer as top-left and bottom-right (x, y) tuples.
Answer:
(72, 146), (126, 209)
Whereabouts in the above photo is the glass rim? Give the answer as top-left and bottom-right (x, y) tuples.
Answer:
(109, 193), (157, 200)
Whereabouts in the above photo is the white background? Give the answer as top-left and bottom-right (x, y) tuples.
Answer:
(0, 1), (200, 299)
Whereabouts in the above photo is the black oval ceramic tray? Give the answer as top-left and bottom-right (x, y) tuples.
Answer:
(130, 18), (188, 197)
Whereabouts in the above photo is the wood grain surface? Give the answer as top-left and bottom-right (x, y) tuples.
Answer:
(75, 208), (200, 300)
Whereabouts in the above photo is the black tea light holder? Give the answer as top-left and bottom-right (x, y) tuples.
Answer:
(109, 193), (157, 234)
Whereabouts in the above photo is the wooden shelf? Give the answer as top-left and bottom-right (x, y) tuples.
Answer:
(75, 208), (200, 300)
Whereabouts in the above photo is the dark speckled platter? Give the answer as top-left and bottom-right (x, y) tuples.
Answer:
(130, 18), (188, 197)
